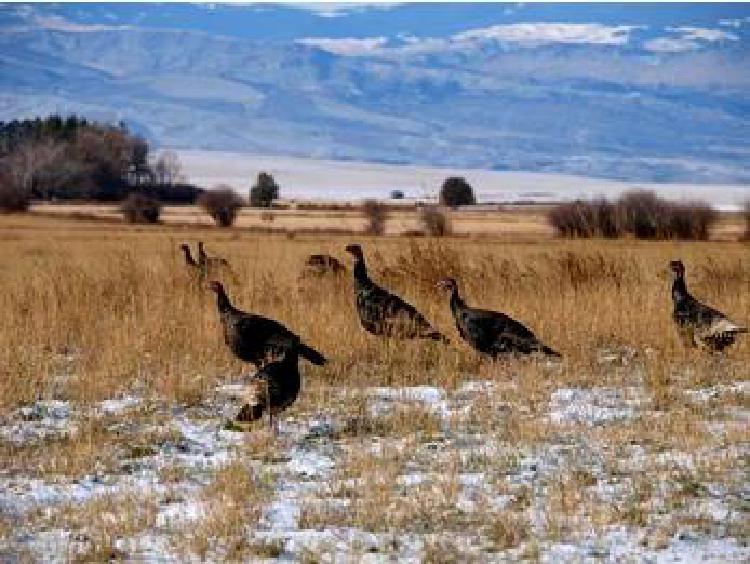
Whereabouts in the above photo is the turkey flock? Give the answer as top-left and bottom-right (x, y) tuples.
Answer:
(183, 242), (747, 432)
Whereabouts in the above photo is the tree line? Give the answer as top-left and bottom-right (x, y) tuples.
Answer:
(0, 115), (202, 211)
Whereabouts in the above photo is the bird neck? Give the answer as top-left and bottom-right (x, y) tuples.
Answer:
(672, 276), (689, 304)
(215, 287), (234, 314)
(181, 247), (197, 267)
(281, 351), (299, 366)
(353, 256), (370, 284)
(449, 287), (465, 315)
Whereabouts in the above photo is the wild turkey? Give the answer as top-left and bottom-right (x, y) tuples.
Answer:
(303, 254), (346, 277)
(344, 244), (447, 341)
(234, 350), (300, 431)
(208, 280), (326, 367)
(436, 277), (560, 358)
(669, 260), (746, 352)
(179, 243), (202, 276)
(198, 241), (229, 271)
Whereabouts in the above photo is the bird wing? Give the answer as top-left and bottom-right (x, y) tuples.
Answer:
(377, 285), (438, 334)
(461, 307), (544, 353)
(701, 317), (748, 338)
(235, 314), (298, 346)
(683, 296), (728, 327)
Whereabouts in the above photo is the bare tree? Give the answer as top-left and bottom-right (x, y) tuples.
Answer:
(6, 141), (66, 200)
(362, 199), (388, 235)
(152, 151), (184, 186)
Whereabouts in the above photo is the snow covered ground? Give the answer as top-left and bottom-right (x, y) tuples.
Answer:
(1, 366), (747, 562)
(175, 150), (750, 211)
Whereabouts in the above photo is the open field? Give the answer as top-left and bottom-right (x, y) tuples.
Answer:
(0, 214), (748, 561)
(30, 202), (747, 241)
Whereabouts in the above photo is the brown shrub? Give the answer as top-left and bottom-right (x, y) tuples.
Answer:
(119, 193), (161, 224)
(548, 191), (717, 240)
(667, 201), (717, 240)
(362, 199), (388, 235)
(0, 169), (30, 213)
(742, 200), (750, 241)
(419, 205), (451, 236)
(199, 186), (244, 227)
(617, 190), (668, 239)
(547, 200), (601, 238)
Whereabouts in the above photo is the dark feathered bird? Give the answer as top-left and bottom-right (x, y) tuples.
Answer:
(436, 277), (560, 358)
(180, 243), (200, 270)
(208, 281), (326, 367)
(198, 241), (229, 270)
(669, 260), (746, 352)
(235, 350), (301, 431)
(344, 244), (447, 341)
(179, 243), (207, 283)
(303, 254), (346, 276)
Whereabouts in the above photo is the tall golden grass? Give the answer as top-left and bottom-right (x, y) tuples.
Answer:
(1, 213), (748, 559)
(1, 213), (747, 411)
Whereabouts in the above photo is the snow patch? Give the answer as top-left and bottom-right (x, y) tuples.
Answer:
(549, 387), (642, 426)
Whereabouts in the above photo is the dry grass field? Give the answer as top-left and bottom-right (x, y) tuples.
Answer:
(31, 202), (747, 241)
(0, 212), (748, 561)
(31, 202), (556, 238)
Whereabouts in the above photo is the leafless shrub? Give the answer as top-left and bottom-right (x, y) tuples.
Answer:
(419, 205), (451, 236)
(618, 191), (716, 240)
(199, 186), (244, 227)
(548, 191), (717, 240)
(594, 198), (623, 238)
(616, 190), (668, 239)
(120, 193), (161, 224)
(0, 168), (30, 213)
(362, 199), (388, 235)
(547, 200), (600, 238)
(667, 201), (717, 240)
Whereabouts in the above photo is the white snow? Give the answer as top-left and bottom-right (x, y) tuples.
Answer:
(97, 396), (142, 415)
(367, 385), (450, 418)
(176, 150), (750, 210)
(684, 381), (749, 403)
(548, 387), (644, 426)
(2, 378), (747, 561)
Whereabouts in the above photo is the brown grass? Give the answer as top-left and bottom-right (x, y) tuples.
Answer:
(0, 212), (748, 558)
(1, 213), (747, 408)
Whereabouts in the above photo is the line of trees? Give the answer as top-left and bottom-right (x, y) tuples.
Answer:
(0, 115), (203, 215)
(1, 119), (725, 239)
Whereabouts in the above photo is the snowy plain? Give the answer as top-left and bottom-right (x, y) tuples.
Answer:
(2, 368), (748, 562)
(176, 150), (750, 211)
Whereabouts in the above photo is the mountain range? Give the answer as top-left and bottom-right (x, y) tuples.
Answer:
(1, 2), (748, 183)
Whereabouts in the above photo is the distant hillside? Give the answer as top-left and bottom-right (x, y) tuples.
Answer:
(1, 3), (748, 183)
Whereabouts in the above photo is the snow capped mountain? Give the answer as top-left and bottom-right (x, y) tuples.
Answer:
(1, 2), (748, 183)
